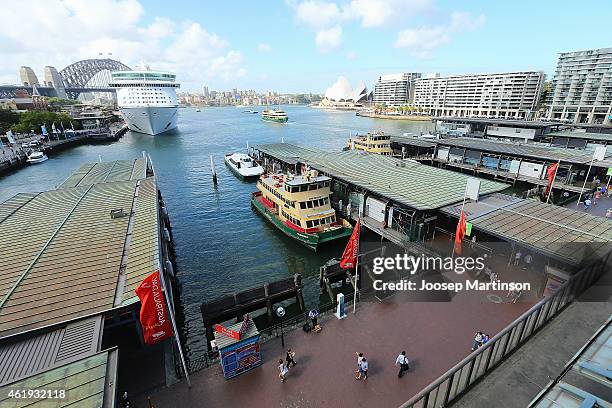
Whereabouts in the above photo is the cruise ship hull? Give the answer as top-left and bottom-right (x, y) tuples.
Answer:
(120, 106), (178, 135)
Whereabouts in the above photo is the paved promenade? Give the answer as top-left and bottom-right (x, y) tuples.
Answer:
(142, 295), (532, 408)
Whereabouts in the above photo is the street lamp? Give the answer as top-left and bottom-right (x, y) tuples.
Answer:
(276, 306), (286, 348)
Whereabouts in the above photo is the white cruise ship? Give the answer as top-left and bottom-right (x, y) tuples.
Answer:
(109, 69), (180, 135)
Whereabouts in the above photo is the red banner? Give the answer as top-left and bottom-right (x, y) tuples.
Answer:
(454, 210), (467, 255)
(135, 270), (173, 345)
(340, 219), (361, 269)
(214, 324), (241, 340)
(545, 163), (559, 195)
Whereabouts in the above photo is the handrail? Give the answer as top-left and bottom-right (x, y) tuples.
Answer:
(399, 251), (610, 408)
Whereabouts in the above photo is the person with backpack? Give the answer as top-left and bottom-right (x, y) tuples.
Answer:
(395, 351), (410, 378)
(286, 348), (297, 368)
(471, 332), (483, 351)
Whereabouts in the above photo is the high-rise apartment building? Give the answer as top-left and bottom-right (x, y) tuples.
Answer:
(372, 73), (422, 106)
(412, 71), (544, 119)
(547, 48), (612, 124)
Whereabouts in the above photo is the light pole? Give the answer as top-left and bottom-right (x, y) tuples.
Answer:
(276, 306), (286, 348)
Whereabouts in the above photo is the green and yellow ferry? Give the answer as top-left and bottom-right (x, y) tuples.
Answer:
(261, 109), (289, 123)
(251, 171), (353, 251)
(346, 131), (393, 155)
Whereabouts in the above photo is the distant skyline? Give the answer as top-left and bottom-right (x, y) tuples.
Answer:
(1, 0), (611, 93)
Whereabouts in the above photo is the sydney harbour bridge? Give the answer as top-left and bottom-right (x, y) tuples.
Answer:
(0, 58), (132, 99)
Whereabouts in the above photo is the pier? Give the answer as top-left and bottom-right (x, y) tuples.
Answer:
(200, 274), (305, 352)
(0, 156), (180, 402)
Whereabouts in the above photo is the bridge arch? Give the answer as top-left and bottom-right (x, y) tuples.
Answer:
(59, 58), (131, 89)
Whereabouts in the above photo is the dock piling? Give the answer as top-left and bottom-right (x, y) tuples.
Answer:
(210, 155), (218, 185)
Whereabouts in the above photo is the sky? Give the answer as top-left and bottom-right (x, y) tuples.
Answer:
(1, 0), (611, 93)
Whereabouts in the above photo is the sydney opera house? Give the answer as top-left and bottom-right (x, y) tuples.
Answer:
(317, 76), (371, 109)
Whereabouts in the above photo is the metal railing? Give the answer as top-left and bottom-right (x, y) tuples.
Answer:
(399, 251), (611, 408)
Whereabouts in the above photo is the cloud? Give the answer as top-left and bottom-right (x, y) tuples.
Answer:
(257, 43), (272, 52)
(295, 1), (342, 29)
(0, 0), (245, 89)
(395, 12), (486, 58)
(288, 0), (434, 52)
(344, 0), (432, 28)
(315, 26), (342, 52)
(346, 50), (356, 59)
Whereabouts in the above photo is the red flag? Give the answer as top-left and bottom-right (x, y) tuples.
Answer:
(135, 270), (173, 345)
(454, 210), (467, 255)
(545, 163), (559, 195)
(340, 219), (361, 269)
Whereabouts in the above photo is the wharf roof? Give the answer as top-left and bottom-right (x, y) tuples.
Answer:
(548, 131), (612, 143)
(0, 316), (103, 385)
(390, 136), (437, 148)
(436, 116), (562, 128)
(255, 143), (508, 211)
(436, 137), (605, 164)
(441, 193), (612, 265)
(214, 319), (260, 349)
(59, 158), (148, 188)
(0, 161), (160, 339)
(0, 347), (118, 408)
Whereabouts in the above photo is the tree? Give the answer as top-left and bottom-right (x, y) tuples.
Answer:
(11, 111), (79, 134)
(0, 109), (20, 133)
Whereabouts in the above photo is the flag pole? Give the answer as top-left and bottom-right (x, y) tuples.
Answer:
(577, 157), (595, 207)
(451, 183), (469, 259)
(353, 218), (361, 314)
(158, 264), (192, 387)
(546, 160), (560, 204)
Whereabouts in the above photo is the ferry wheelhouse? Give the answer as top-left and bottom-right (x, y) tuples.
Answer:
(346, 131), (393, 155)
(251, 171), (352, 251)
(261, 109), (288, 123)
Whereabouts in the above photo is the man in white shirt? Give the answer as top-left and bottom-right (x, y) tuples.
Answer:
(395, 351), (410, 378)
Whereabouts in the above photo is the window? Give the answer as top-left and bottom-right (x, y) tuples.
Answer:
(306, 220), (313, 228)
(300, 185), (308, 192)
(300, 202), (306, 209)
(307, 201), (313, 209)
(309, 184), (317, 191)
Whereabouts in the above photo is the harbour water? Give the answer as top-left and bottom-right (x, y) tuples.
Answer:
(0, 106), (433, 360)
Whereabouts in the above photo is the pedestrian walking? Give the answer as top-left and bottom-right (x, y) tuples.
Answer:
(514, 250), (522, 266)
(357, 358), (369, 380)
(308, 309), (319, 329)
(355, 352), (364, 379)
(286, 348), (297, 368)
(471, 332), (483, 351)
(278, 359), (289, 383)
(395, 351), (410, 378)
(584, 198), (592, 211)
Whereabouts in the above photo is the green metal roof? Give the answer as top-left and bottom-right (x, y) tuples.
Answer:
(59, 158), (148, 189)
(442, 193), (612, 265)
(548, 131), (612, 143)
(0, 176), (159, 339)
(436, 137), (603, 164)
(255, 143), (509, 211)
(0, 348), (118, 408)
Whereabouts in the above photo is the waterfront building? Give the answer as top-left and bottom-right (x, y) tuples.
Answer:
(19, 66), (39, 86)
(372, 72), (422, 106)
(319, 76), (370, 108)
(0, 157), (179, 405)
(547, 47), (612, 125)
(412, 71), (545, 119)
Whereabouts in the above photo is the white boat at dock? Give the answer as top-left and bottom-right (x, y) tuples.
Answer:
(224, 153), (264, 180)
(26, 151), (49, 164)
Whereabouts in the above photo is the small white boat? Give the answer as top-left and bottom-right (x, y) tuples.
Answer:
(26, 151), (48, 164)
(196, 108), (201, 112)
(224, 153), (264, 180)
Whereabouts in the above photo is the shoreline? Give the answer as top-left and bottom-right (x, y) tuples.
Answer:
(357, 112), (433, 121)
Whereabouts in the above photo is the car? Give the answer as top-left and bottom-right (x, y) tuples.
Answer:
(28, 141), (39, 147)
(21, 143), (29, 148)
